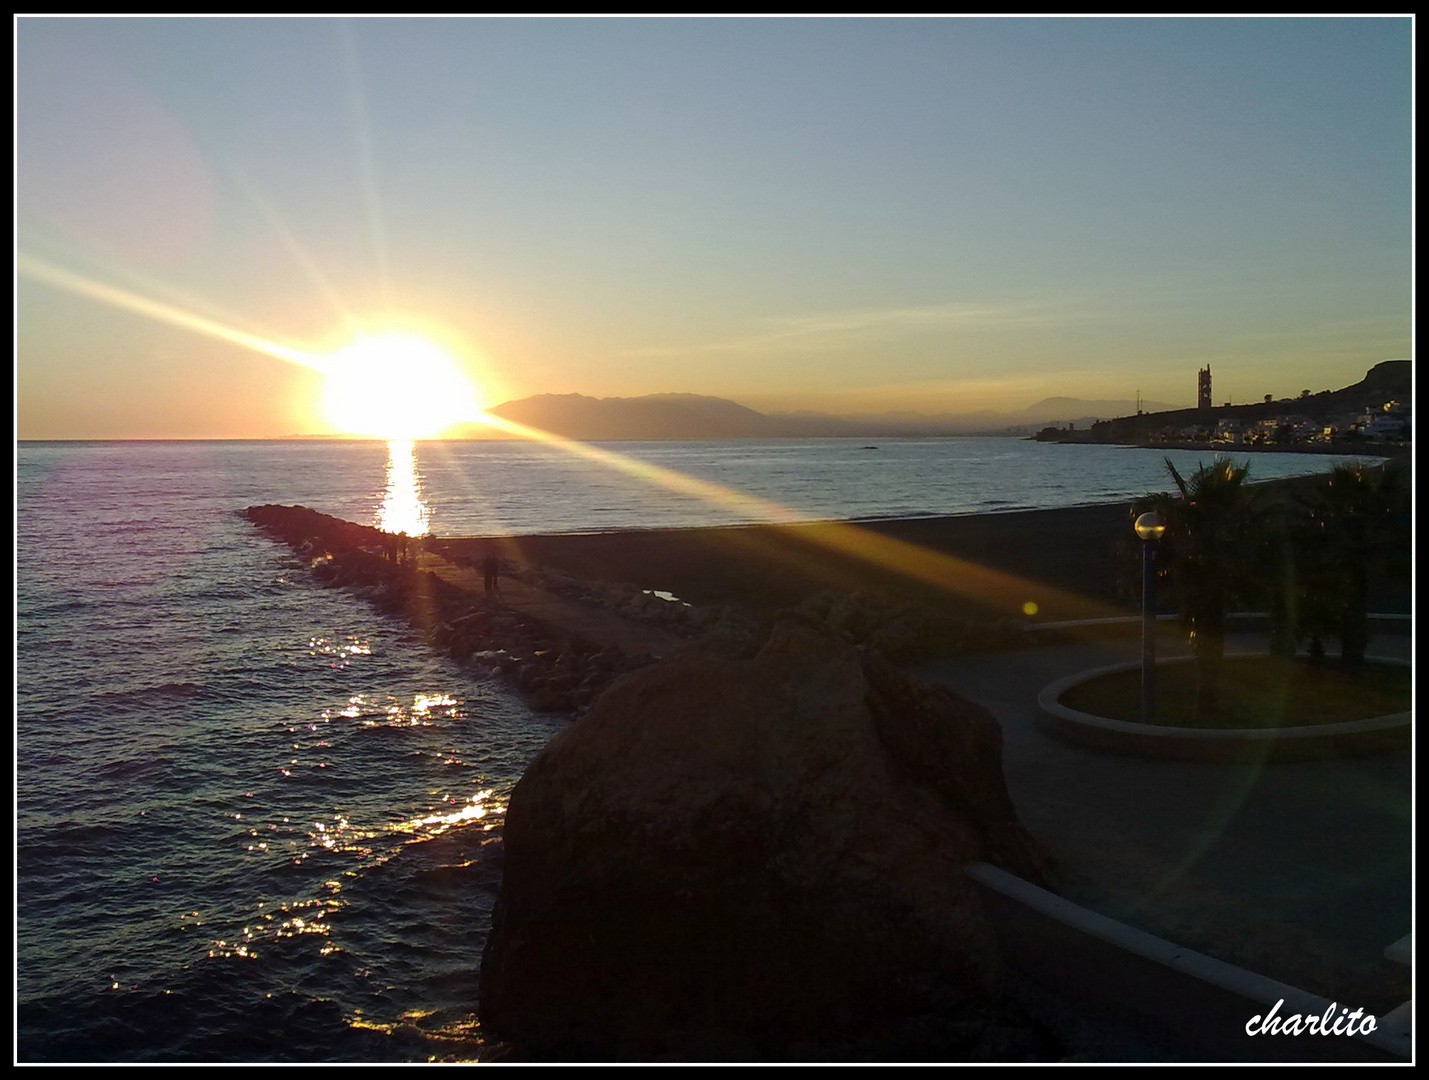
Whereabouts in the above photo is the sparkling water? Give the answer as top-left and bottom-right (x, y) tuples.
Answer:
(16, 437), (1367, 1061)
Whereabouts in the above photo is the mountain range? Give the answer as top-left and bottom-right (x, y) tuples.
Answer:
(450, 392), (1180, 441)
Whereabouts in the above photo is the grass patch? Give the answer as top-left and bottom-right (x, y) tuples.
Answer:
(1060, 656), (1411, 730)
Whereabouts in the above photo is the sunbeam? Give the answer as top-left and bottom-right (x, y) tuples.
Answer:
(18, 253), (327, 372)
(18, 251), (1115, 614)
(464, 409), (1124, 616)
(222, 169), (365, 337)
(336, 18), (393, 316)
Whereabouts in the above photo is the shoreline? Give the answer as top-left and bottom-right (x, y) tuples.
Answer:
(1036, 438), (1411, 461)
(13, 436), (1413, 456)
(435, 470), (1409, 625)
(437, 500), (1146, 624)
(245, 462), (1407, 717)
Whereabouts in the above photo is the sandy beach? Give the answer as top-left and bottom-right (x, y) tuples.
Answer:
(437, 502), (1139, 625)
(435, 470), (1410, 628)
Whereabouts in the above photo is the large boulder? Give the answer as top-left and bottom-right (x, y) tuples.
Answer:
(479, 618), (1050, 1060)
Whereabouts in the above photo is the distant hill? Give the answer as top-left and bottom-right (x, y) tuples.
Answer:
(453, 392), (1183, 440)
(1150, 360), (1408, 427)
(995, 396), (1179, 432)
(1016, 395), (1179, 419)
(456, 393), (787, 440)
(1354, 359), (1413, 403)
(449, 367), (1404, 443)
(1049, 361), (1412, 444)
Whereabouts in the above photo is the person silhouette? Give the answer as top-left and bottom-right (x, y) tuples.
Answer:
(482, 550), (500, 594)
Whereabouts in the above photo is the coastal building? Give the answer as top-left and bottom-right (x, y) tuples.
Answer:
(1243, 415), (1318, 445)
(1198, 366), (1213, 410)
(1358, 411), (1409, 441)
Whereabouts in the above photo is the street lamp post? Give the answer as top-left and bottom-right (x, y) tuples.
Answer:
(1134, 511), (1167, 723)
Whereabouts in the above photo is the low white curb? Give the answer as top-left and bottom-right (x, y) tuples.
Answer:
(1035, 656), (1410, 760)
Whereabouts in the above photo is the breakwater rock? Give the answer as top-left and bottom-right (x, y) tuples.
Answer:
(243, 505), (660, 713)
(479, 618), (1053, 1061)
(794, 588), (1027, 662)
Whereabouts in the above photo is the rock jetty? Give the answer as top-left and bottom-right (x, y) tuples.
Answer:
(243, 504), (676, 713)
(246, 505), (1058, 1059)
(244, 505), (1030, 716)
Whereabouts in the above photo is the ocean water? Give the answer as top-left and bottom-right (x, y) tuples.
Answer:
(357, 436), (1370, 534)
(15, 437), (1366, 1061)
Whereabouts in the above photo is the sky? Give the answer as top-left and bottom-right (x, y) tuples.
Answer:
(16, 16), (1413, 439)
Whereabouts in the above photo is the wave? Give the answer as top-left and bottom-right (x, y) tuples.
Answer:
(93, 684), (203, 710)
(17, 820), (162, 866)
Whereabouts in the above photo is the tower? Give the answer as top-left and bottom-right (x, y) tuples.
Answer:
(1198, 365), (1212, 411)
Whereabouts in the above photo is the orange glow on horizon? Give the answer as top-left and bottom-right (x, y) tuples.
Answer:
(465, 409), (1121, 617)
(19, 252), (1112, 617)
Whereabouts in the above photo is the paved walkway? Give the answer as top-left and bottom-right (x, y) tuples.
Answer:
(916, 628), (1412, 1015)
(414, 549), (685, 658)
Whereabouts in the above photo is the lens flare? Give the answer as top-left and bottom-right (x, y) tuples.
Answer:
(19, 253), (1121, 618)
(321, 332), (481, 439)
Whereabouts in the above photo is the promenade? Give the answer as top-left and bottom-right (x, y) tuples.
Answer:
(412, 546), (685, 659)
(916, 628), (1412, 1022)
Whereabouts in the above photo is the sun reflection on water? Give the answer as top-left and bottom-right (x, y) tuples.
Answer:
(324, 692), (462, 728)
(296, 790), (500, 856)
(393, 789), (497, 835)
(377, 439), (431, 537)
(204, 894), (342, 961)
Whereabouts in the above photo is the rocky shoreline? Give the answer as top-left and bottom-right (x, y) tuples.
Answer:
(244, 468), (1408, 721)
(244, 504), (1034, 716)
(243, 504), (1073, 1059)
(245, 504), (685, 713)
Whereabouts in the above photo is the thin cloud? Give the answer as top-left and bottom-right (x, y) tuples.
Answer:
(623, 297), (1096, 359)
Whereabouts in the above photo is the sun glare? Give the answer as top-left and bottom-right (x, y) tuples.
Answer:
(320, 332), (481, 439)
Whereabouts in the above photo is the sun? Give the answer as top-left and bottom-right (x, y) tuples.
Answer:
(320, 332), (482, 439)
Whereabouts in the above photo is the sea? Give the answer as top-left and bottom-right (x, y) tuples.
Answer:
(15, 437), (1370, 1062)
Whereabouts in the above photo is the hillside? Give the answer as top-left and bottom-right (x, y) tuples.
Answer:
(445, 368), (1404, 443)
(1058, 361), (1411, 444)
(450, 393), (785, 440)
(451, 392), (1180, 441)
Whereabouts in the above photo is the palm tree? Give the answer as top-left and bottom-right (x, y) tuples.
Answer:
(1259, 497), (1304, 659)
(1136, 457), (1264, 714)
(1296, 461), (1409, 671)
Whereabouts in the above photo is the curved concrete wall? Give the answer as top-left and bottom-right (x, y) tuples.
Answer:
(966, 861), (1409, 1062)
(1035, 656), (1410, 761)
